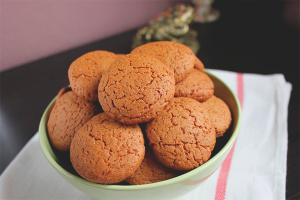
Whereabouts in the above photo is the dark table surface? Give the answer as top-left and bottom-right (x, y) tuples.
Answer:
(1, 1), (299, 199)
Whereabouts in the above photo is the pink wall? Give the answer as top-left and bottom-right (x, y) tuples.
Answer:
(0, 1), (184, 72)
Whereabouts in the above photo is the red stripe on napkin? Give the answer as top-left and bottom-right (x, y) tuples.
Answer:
(237, 73), (244, 108)
(214, 73), (244, 200)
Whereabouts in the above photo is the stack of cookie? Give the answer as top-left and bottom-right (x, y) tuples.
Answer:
(47, 41), (232, 185)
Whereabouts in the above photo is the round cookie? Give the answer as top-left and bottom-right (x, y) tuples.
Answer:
(201, 95), (232, 137)
(98, 53), (175, 125)
(47, 87), (101, 151)
(146, 97), (216, 171)
(175, 69), (214, 102)
(125, 148), (180, 185)
(68, 50), (116, 101)
(131, 41), (195, 83)
(70, 113), (145, 184)
(194, 57), (204, 72)
(115, 54), (126, 59)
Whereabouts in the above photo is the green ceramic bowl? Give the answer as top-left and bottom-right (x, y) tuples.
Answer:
(39, 70), (241, 200)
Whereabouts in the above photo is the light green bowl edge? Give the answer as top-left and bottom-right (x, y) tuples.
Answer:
(38, 70), (242, 191)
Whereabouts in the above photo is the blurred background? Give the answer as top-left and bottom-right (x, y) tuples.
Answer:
(1, 0), (299, 72)
(1, 0), (183, 72)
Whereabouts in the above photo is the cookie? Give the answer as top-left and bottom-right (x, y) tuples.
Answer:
(68, 50), (116, 101)
(175, 69), (214, 102)
(47, 87), (101, 151)
(70, 113), (145, 184)
(146, 97), (216, 171)
(125, 148), (179, 185)
(131, 41), (195, 83)
(194, 57), (204, 72)
(115, 54), (126, 59)
(201, 95), (232, 137)
(98, 53), (175, 125)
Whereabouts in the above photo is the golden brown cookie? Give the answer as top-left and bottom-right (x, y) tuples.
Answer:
(68, 50), (116, 101)
(194, 57), (204, 72)
(201, 95), (232, 137)
(131, 41), (195, 83)
(98, 53), (175, 125)
(115, 54), (126, 59)
(70, 113), (145, 184)
(125, 148), (180, 185)
(175, 69), (214, 102)
(146, 97), (216, 171)
(47, 87), (101, 151)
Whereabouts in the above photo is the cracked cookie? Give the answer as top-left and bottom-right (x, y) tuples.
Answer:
(47, 87), (101, 151)
(194, 57), (204, 72)
(201, 95), (232, 137)
(68, 50), (117, 101)
(146, 97), (216, 171)
(131, 41), (195, 83)
(175, 69), (214, 102)
(98, 53), (176, 125)
(125, 147), (180, 185)
(70, 113), (145, 184)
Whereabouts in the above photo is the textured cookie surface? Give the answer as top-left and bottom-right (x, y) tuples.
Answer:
(70, 113), (145, 184)
(175, 69), (214, 102)
(146, 97), (216, 171)
(68, 50), (116, 101)
(125, 148), (179, 185)
(201, 95), (232, 137)
(131, 41), (195, 83)
(194, 57), (204, 72)
(115, 54), (126, 59)
(47, 89), (100, 151)
(98, 53), (175, 125)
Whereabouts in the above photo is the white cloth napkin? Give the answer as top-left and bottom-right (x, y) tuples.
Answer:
(0, 69), (292, 200)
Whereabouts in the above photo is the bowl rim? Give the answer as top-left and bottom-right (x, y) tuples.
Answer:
(38, 70), (242, 191)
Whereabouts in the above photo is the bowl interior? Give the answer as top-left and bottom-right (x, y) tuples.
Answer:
(39, 70), (241, 191)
